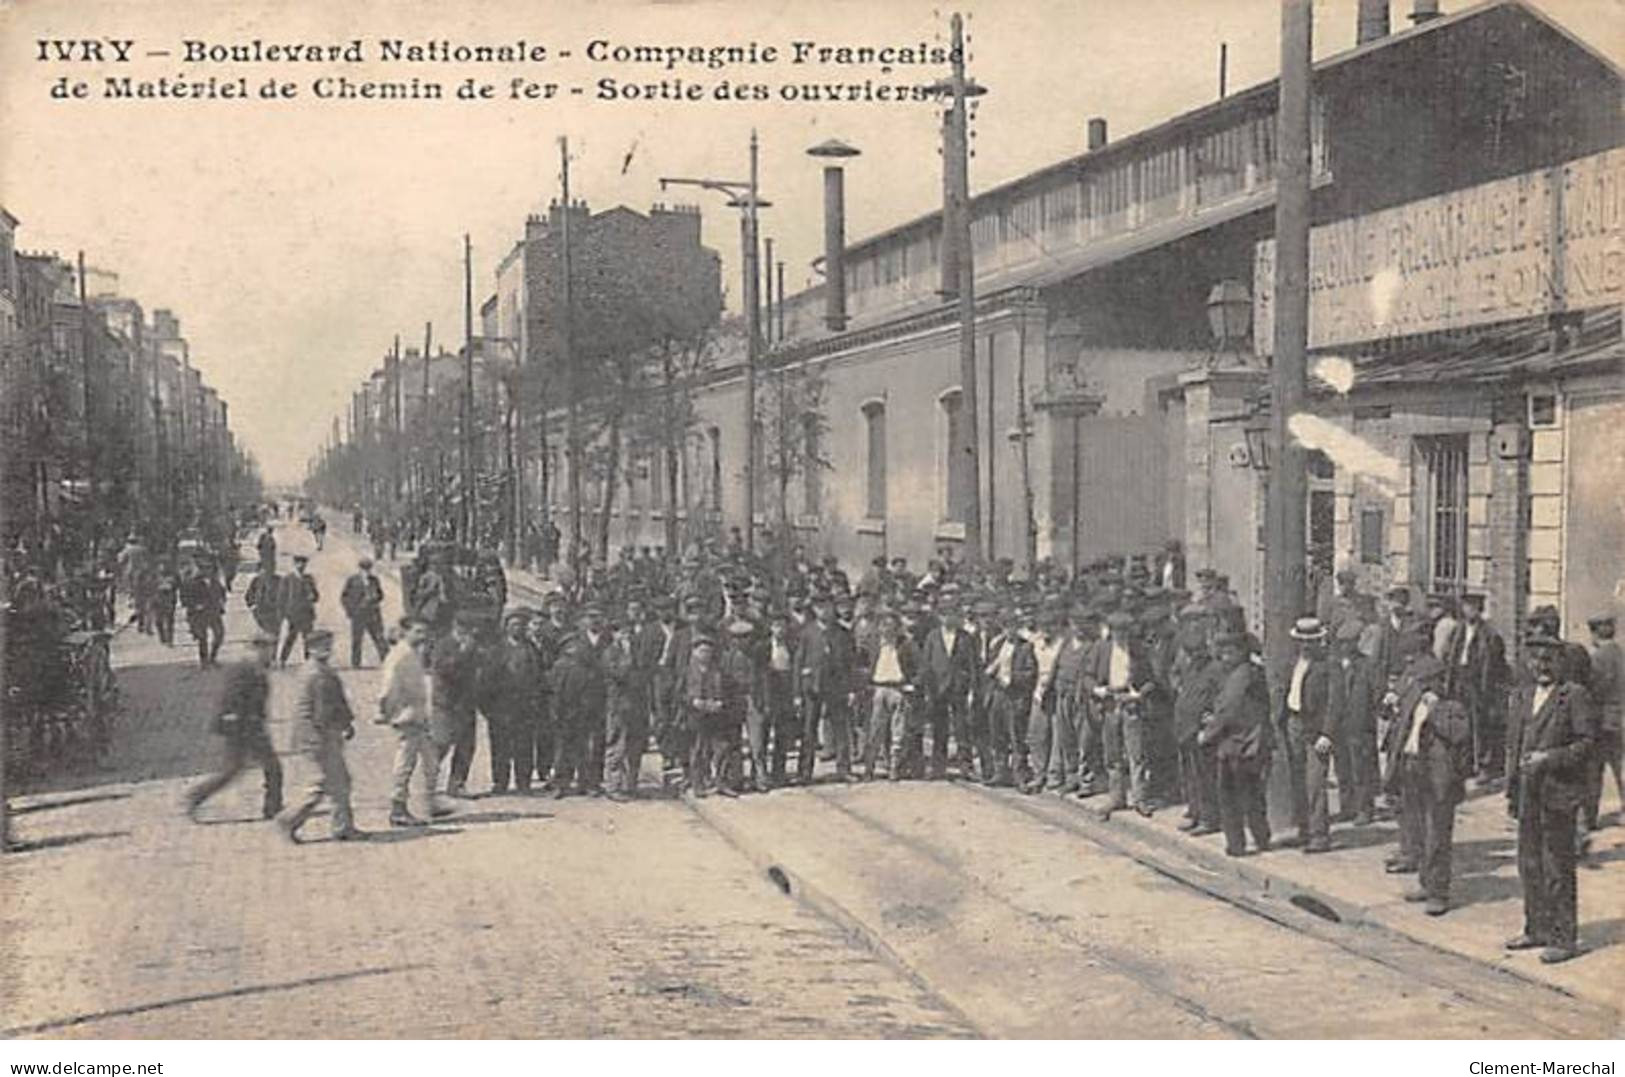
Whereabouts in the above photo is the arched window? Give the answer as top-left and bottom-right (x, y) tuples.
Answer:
(862, 400), (886, 519)
(938, 388), (968, 524)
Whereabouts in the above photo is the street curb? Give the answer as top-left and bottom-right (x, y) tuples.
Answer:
(677, 790), (985, 1039)
(1000, 785), (1616, 1015)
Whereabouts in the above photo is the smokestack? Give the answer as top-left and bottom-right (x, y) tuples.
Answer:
(1410, 0), (1441, 23)
(807, 139), (861, 332)
(1357, 0), (1390, 43)
(1087, 117), (1108, 151)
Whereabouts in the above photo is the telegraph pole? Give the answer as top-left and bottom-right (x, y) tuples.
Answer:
(945, 14), (984, 564)
(462, 234), (476, 546)
(1266, 0), (1313, 819)
(78, 251), (97, 559)
(560, 136), (583, 566)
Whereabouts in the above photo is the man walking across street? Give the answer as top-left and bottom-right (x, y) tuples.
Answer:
(278, 629), (365, 843)
(341, 556), (388, 668)
(377, 616), (448, 826)
(184, 631), (283, 821)
(1506, 634), (1597, 964)
(179, 560), (226, 669)
(279, 554), (319, 667)
(244, 561), (284, 640)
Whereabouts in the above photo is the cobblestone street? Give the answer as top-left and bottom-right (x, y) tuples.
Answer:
(2, 519), (1618, 1039)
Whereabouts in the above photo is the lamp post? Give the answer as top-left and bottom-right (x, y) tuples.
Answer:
(660, 130), (769, 552)
(1205, 278), (1253, 368)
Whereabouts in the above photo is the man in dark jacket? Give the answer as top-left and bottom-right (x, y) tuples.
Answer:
(795, 594), (856, 783)
(1173, 625), (1224, 835)
(921, 599), (979, 780)
(1280, 617), (1336, 853)
(1505, 635), (1597, 964)
(179, 561), (226, 668)
(1385, 654), (1472, 916)
(278, 629), (363, 843)
(983, 608), (1038, 788)
(1445, 591), (1510, 784)
(278, 555), (319, 666)
(1200, 631), (1271, 857)
(184, 631), (283, 820)
(1331, 618), (1382, 825)
(340, 557), (388, 668)
(549, 607), (608, 797)
(245, 563), (284, 639)
(486, 610), (544, 794)
(432, 612), (484, 798)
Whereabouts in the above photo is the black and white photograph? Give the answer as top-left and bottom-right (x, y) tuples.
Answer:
(0, 0), (1621, 1055)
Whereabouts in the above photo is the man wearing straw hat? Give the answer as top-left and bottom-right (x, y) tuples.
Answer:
(1281, 616), (1335, 853)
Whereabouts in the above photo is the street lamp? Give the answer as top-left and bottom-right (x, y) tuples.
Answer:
(660, 129), (768, 552)
(1206, 278), (1252, 369)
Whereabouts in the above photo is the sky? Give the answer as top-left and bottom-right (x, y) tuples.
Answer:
(2, 0), (1620, 486)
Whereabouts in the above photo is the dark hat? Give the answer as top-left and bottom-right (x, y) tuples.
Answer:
(1386, 585), (1412, 603)
(1529, 604), (1561, 623)
(503, 609), (531, 625)
(1459, 592), (1485, 609)
(1524, 633), (1564, 650)
(1194, 567), (1218, 581)
(358, 556), (374, 569)
(1336, 567), (1358, 582)
(293, 554), (309, 564)
(1587, 614), (1616, 630)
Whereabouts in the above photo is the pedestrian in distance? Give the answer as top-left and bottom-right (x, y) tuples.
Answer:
(340, 556), (388, 667)
(278, 628), (365, 843)
(178, 559), (226, 668)
(278, 554), (320, 666)
(184, 631), (284, 821)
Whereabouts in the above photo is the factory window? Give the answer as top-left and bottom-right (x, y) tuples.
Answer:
(1420, 435), (1469, 591)
(862, 400), (886, 519)
(1360, 507), (1385, 565)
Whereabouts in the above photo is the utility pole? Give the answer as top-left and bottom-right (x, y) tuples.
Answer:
(560, 136), (583, 566)
(462, 233), (476, 546)
(421, 321), (432, 539)
(944, 14), (985, 564)
(1266, 0), (1313, 823)
(658, 130), (768, 553)
(390, 334), (402, 520)
(77, 251), (97, 559)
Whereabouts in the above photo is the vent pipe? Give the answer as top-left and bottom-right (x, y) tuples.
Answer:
(807, 139), (860, 332)
(1087, 117), (1108, 151)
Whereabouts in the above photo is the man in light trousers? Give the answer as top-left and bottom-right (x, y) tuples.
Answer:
(378, 616), (449, 826)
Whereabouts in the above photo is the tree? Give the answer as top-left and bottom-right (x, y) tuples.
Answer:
(755, 360), (832, 584)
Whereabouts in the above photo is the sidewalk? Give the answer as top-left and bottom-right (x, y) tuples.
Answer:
(1087, 777), (1623, 1013)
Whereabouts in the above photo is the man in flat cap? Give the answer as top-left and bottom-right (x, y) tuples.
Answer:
(1087, 609), (1153, 815)
(1199, 630), (1271, 856)
(340, 555), (387, 668)
(1385, 654), (1472, 915)
(796, 593), (856, 783)
(278, 628), (364, 843)
(432, 610), (484, 799)
(1505, 633), (1597, 963)
(485, 609), (545, 795)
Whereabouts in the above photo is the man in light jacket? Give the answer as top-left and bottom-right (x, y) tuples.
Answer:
(377, 616), (448, 826)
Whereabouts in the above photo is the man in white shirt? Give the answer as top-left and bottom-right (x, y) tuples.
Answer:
(376, 616), (448, 826)
(1025, 609), (1067, 794)
(863, 609), (917, 781)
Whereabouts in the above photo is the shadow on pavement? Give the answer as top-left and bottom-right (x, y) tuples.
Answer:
(436, 810), (551, 826)
(8, 830), (132, 854)
(1579, 916), (1625, 954)
(12, 791), (131, 815)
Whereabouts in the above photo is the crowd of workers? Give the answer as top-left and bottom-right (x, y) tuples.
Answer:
(184, 510), (1620, 966)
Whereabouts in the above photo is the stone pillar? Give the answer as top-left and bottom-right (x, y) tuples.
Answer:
(1034, 389), (1104, 577)
(1178, 366), (1266, 572)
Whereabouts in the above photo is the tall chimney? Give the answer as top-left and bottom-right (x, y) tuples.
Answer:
(1087, 117), (1108, 151)
(1357, 0), (1390, 43)
(807, 139), (860, 332)
(1410, 0), (1441, 23)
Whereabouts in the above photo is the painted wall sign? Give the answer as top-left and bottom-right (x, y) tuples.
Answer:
(1255, 148), (1624, 354)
